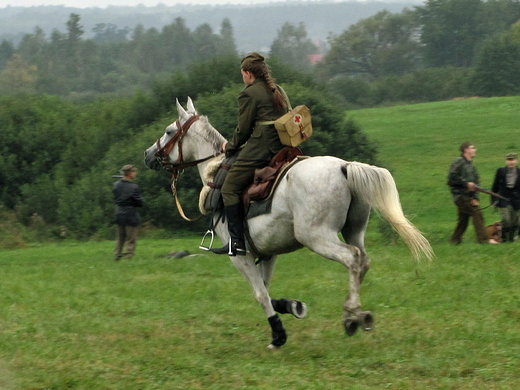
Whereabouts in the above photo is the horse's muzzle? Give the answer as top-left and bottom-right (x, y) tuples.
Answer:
(144, 148), (161, 170)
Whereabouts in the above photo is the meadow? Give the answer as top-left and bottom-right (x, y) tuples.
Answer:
(1, 96), (520, 389)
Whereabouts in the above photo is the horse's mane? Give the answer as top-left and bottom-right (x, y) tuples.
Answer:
(198, 153), (226, 215)
(190, 115), (226, 153)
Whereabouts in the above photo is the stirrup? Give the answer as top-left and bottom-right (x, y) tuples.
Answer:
(199, 229), (215, 251)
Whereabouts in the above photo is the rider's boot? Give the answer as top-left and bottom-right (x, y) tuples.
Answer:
(211, 203), (246, 256)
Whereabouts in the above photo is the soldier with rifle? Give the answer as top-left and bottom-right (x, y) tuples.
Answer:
(447, 142), (487, 244)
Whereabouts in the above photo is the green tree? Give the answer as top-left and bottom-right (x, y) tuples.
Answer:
(161, 18), (193, 68)
(270, 22), (318, 71)
(416, 0), (485, 67)
(318, 10), (421, 80)
(192, 23), (218, 61)
(471, 22), (520, 96)
(0, 54), (37, 94)
(66, 13), (84, 43)
(0, 40), (14, 70)
(92, 23), (130, 43)
(218, 18), (237, 56)
(16, 27), (46, 63)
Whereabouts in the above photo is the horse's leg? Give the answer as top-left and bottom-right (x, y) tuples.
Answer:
(257, 255), (308, 319)
(295, 225), (367, 336)
(341, 200), (374, 332)
(341, 200), (371, 283)
(257, 255), (277, 289)
(230, 254), (287, 349)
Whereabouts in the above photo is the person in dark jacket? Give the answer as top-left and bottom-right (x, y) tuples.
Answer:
(491, 152), (520, 242)
(211, 52), (290, 256)
(447, 141), (487, 244)
(113, 164), (144, 260)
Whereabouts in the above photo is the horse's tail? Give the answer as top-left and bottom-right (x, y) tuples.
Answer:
(343, 162), (434, 261)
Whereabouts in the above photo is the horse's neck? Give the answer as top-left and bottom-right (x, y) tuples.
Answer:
(189, 124), (224, 183)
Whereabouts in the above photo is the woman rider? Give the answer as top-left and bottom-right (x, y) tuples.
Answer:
(212, 52), (290, 256)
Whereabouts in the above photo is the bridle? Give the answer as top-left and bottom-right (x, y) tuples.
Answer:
(154, 114), (221, 221)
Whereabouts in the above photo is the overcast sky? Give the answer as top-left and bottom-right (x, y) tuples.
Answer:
(2, 0), (325, 7)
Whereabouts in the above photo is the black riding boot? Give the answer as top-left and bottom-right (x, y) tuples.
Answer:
(211, 203), (246, 256)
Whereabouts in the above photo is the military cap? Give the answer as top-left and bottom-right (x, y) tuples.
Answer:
(506, 152), (517, 160)
(121, 164), (136, 172)
(459, 141), (473, 152)
(241, 52), (265, 68)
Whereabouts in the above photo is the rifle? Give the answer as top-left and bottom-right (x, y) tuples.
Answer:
(474, 185), (509, 202)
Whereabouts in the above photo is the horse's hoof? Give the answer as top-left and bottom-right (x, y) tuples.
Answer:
(267, 344), (281, 350)
(289, 300), (308, 319)
(344, 317), (359, 336)
(357, 311), (374, 331)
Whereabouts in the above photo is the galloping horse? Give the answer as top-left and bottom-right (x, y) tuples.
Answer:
(144, 98), (433, 349)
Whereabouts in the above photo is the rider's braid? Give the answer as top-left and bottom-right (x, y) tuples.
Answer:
(242, 56), (287, 111)
(263, 67), (286, 111)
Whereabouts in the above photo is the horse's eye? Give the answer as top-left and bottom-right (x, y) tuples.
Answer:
(166, 130), (172, 135)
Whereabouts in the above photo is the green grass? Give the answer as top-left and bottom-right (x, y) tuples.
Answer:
(2, 96), (520, 389)
(0, 239), (519, 389)
(348, 96), (520, 244)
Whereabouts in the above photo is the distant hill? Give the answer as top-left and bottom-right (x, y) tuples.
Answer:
(0, 1), (421, 52)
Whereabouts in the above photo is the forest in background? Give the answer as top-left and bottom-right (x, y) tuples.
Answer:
(1, 0), (520, 245)
(0, 1), (418, 52)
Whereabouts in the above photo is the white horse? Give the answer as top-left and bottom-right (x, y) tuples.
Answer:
(144, 98), (433, 349)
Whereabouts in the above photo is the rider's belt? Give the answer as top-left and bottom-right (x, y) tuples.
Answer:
(256, 120), (276, 126)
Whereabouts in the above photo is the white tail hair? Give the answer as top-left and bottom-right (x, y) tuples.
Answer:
(345, 161), (434, 261)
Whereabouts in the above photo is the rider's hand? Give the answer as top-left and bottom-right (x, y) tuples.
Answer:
(467, 182), (476, 191)
(221, 141), (228, 152)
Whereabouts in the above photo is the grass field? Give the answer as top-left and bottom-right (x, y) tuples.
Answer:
(1, 96), (520, 389)
(348, 96), (520, 244)
(0, 239), (519, 389)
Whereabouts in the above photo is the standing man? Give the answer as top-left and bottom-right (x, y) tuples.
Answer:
(491, 152), (520, 242)
(447, 142), (487, 244)
(113, 164), (144, 260)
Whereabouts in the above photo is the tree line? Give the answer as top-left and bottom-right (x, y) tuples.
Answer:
(1, 0), (520, 243)
(1, 0), (520, 101)
(0, 55), (377, 242)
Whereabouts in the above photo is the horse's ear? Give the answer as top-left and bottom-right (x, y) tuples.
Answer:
(176, 98), (188, 120)
(186, 97), (197, 115)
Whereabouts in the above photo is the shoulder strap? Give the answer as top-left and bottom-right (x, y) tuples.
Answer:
(278, 85), (292, 111)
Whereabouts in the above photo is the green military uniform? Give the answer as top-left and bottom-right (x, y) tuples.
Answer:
(448, 156), (480, 202)
(221, 78), (289, 206)
(447, 156), (486, 244)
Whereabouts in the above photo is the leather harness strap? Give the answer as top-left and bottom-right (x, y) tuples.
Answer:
(153, 114), (221, 221)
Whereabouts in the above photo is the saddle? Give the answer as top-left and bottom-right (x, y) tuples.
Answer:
(243, 146), (303, 206)
(199, 147), (307, 254)
(200, 146), (305, 217)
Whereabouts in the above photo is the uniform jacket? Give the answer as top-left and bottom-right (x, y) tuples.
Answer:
(225, 78), (289, 162)
(491, 166), (520, 209)
(447, 156), (480, 202)
(113, 179), (144, 226)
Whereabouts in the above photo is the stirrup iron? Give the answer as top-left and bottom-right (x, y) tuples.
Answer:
(199, 229), (215, 251)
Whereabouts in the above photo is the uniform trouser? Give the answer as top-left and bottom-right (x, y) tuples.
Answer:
(114, 225), (139, 259)
(221, 160), (269, 206)
(499, 205), (519, 229)
(450, 196), (486, 244)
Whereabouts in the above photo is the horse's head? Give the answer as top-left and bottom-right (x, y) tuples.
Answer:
(144, 97), (201, 171)
(144, 97), (226, 175)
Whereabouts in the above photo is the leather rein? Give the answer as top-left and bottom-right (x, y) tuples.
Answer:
(154, 114), (221, 221)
